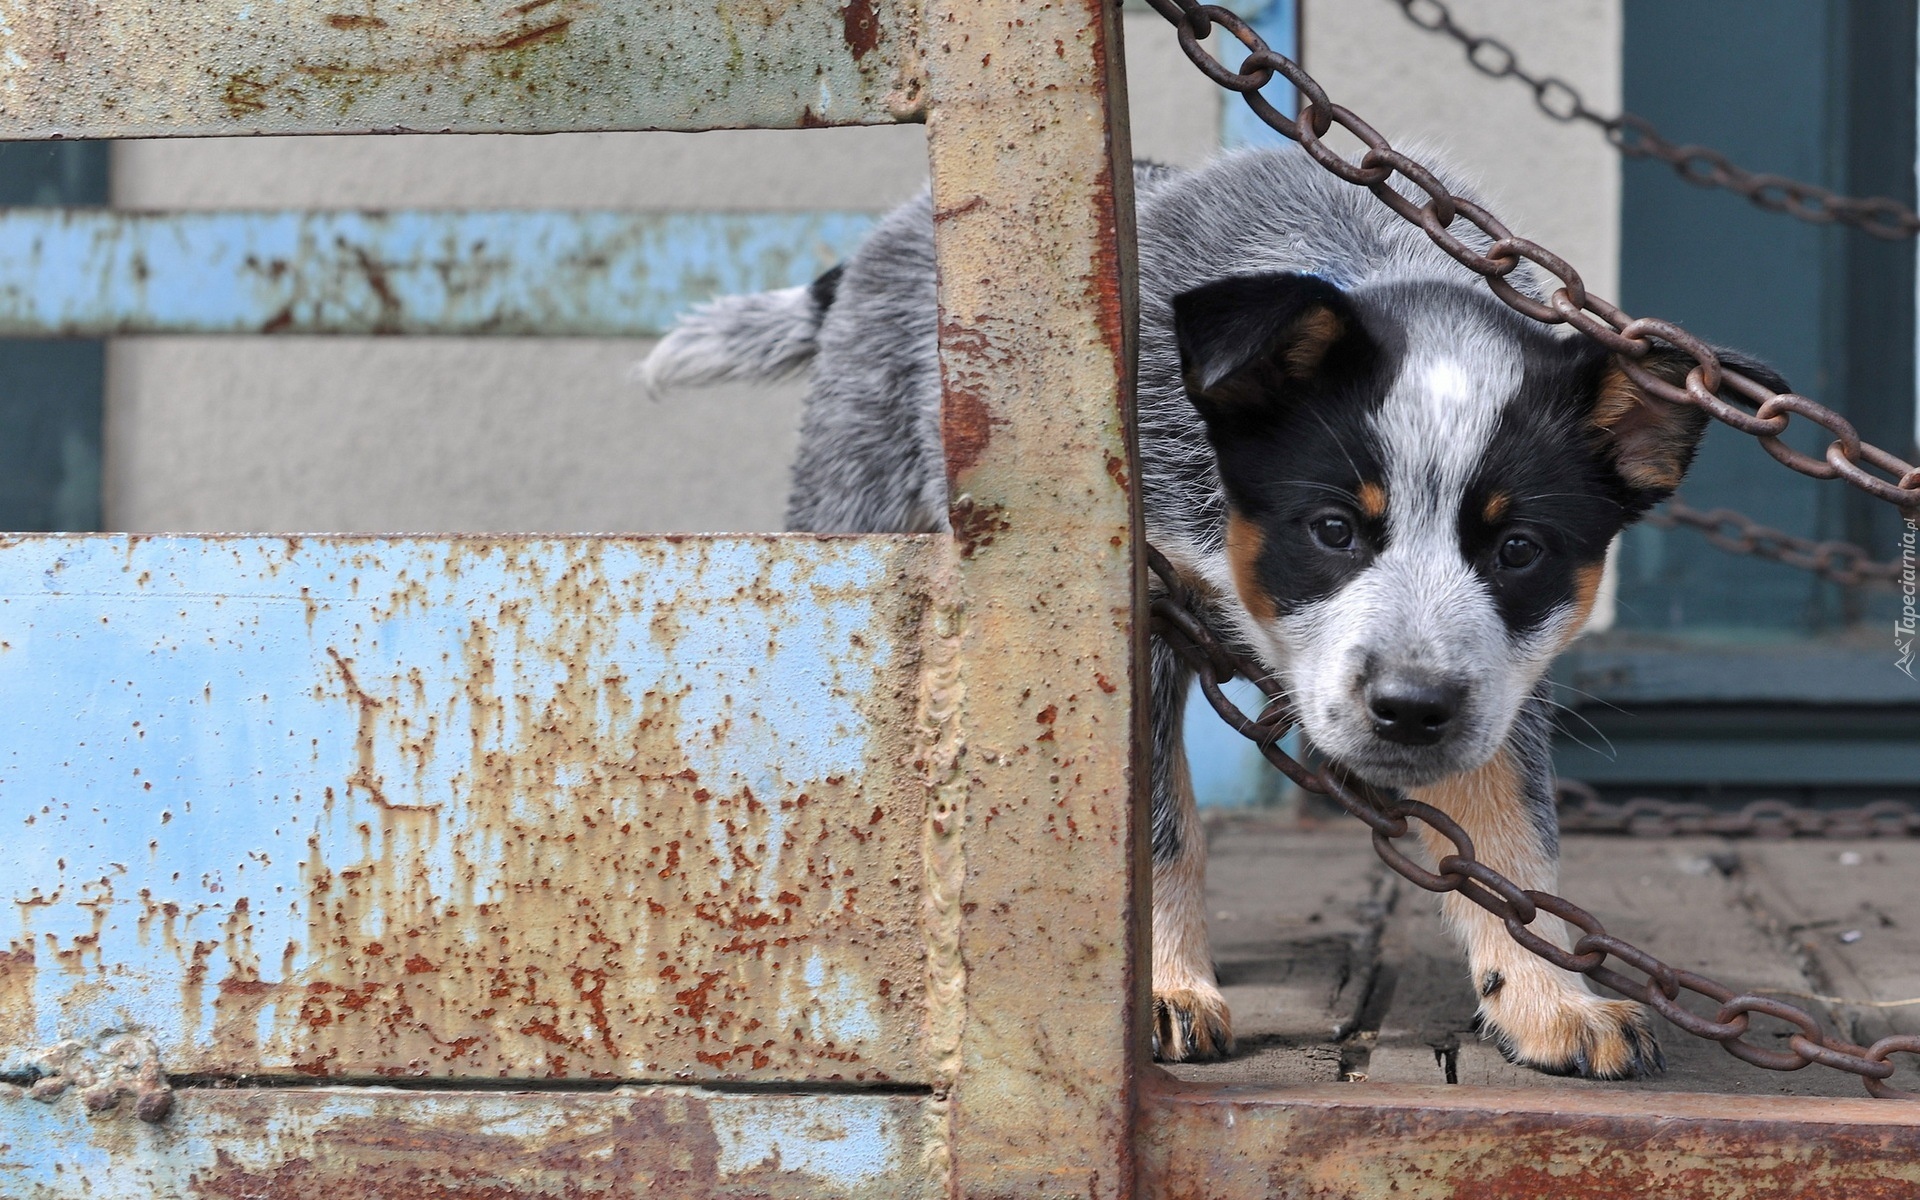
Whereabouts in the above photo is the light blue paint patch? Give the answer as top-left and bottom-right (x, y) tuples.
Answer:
(711, 1096), (899, 1187)
(0, 210), (878, 337)
(0, 535), (908, 1075)
(1185, 677), (1294, 807)
(1218, 0), (1298, 149)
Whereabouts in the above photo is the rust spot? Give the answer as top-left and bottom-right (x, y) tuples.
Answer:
(324, 14), (389, 30)
(949, 496), (1010, 559)
(941, 381), (996, 485)
(840, 0), (880, 61)
(1082, 155), (1130, 387)
(0, 943), (35, 1049)
(1105, 454), (1130, 492)
(221, 74), (268, 117)
(933, 195), (986, 224)
(481, 18), (571, 54)
(798, 106), (831, 129)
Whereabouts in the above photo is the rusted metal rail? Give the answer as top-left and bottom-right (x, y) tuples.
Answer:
(1140, 1083), (1920, 1198)
(0, 0), (1146, 1196)
(0, 210), (875, 337)
(0, 0), (926, 137)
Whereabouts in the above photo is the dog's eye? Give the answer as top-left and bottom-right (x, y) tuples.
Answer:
(1309, 515), (1355, 552)
(1497, 535), (1542, 570)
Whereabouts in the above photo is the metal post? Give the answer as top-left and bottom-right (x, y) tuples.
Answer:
(921, 0), (1147, 1195)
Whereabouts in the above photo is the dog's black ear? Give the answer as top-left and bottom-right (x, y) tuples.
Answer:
(1173, 273), (1371, 422)
(1587, 342), (1786, 503)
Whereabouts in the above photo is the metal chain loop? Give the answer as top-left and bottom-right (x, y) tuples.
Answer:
(1556, 779), (1920, 837)
(1144, 0), (1920, 509)
(1145, 549), (1920, 1099)
(1386, 0), (1920, 241)
(1643, 497), (1905, 589)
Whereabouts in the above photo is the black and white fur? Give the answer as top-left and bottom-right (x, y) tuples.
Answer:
(640, 147), (1783, 1078)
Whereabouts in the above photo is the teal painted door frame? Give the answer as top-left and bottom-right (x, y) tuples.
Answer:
(1557, 0), (1920, 798)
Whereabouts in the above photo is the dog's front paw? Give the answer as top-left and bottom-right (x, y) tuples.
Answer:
(1153, 985), (1235, 1062)
(1482, 992), (1663, 1080)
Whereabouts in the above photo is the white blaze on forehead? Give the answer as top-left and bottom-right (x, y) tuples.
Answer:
(1370, 321), (1522, 536)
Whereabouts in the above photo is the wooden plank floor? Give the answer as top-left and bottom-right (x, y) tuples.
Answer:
(1166, 813), (1920, 1099)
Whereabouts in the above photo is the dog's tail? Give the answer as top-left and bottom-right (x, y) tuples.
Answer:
(634, 265), (842, 397)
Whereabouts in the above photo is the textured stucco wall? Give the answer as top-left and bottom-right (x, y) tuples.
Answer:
(1302, 0), (1622, 300)
(104, 4), (1619, 534)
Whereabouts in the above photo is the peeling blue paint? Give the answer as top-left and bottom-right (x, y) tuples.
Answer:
(0, 534), (931, 1080)
(0, 210), (878, 337)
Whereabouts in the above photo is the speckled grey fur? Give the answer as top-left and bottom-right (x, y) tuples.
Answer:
(642, 145), (1551, 855)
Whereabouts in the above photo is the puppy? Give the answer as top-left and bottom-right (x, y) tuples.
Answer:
(640, 147), (1783, 1078)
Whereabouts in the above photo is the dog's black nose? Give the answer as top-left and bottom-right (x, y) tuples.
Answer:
(1366, 679), (1464, 746)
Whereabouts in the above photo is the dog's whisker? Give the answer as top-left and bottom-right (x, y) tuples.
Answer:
(1541, 697), (1617, 761)
(1300, 405), (1369, 487)
(1278, 480), (1363, 506)
(1545, 679), (1632, 716)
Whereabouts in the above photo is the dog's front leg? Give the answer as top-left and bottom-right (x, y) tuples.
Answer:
(1148, 639), (1234, 1061)
(1406, 696), (1662, 1079)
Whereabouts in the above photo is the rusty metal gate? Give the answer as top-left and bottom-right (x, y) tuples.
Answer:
(2, 3), (1920, 1198)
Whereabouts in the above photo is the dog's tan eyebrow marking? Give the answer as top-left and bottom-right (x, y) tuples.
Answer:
(1482, 491), (1511, 524)
(1225, 512), (1277, 623)
(1356, 481), (1387, 520)
(1560, 560), (1607, 647)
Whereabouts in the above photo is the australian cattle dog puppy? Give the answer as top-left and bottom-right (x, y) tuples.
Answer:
(639, 148), (1784, 1078)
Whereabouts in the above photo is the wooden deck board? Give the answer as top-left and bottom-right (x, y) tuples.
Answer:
(1172, 816), (1920, 1099)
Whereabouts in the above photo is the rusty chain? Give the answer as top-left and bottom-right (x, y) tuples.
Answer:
(1389, 0), (1920, 240)
(1654, 495), (1903, 589)
(1392, 1), (1910, 583)
(1143, 0), (1920, 510)
(1555, 780), (1920, 839)
(1147, 545), (1920, 1098)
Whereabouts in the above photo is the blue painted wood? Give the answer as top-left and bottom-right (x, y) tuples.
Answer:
(0, 210), (877, 336)
(0, 534), (934, 1082)
(1218, 0), (1297, 149)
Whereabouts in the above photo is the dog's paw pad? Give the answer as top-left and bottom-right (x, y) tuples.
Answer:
(1152, 987), (1235, 1063)
(1486, 996), (1663, 1080)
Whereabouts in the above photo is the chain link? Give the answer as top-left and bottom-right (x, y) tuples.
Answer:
(1557, 780), (1920, 839)
(1146, 545), (1920, 1098)
(1390, 0), (1920, 241)
(1142, 0), (1920, 510)
(1652, 496), (1904, 588)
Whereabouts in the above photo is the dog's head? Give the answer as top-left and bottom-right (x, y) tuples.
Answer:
(1174, 271), (1783, 788)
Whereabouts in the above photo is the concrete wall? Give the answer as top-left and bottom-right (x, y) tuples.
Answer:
(104, 3), (1620, 534)
(1304, 0), (1622, 301)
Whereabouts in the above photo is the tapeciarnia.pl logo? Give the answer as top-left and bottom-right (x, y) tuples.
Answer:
(1899, 514), (1917, 679)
